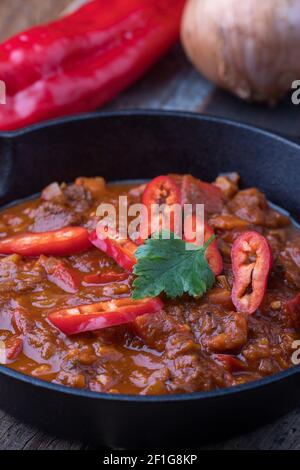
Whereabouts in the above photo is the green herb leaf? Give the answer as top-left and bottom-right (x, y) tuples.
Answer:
(132, 231), (215, 299)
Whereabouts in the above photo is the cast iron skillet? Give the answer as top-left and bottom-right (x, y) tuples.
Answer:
(0, 110), (299, 449)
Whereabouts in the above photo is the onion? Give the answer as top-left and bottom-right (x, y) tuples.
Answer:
(181, 0), (300, 104)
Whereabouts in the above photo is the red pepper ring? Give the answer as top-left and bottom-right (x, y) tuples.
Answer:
(0, 227), (92, 257)
(48, 297), (164, 335)
(183, 214), (223, 276)
(231, 231), (272, 314)
(89, 228), (138, 272)
(141, 175), (182, 238)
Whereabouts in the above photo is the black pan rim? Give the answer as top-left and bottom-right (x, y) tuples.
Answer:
(0, 109), (299, 403)
(0, 109), (300, 151)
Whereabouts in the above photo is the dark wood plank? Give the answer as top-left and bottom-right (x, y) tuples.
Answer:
(0, 0), (72, 41)
(105, 46), (213, 113)
(106, 45), (300, 140)
(0, 0), (299, 451)
(204, 408), (300, 451)
(204, 89), (300, 140)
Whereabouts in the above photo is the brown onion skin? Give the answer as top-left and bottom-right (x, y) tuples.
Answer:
(181, 0), (300, 104)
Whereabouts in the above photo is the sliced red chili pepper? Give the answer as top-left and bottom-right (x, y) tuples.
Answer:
(183, 214), (223, 275)
(141, 175), (181, 237)
(0, 0), (185, 131)
(143, 176), (181, 207)
(0, 227), (92, 257)
(181, 174), (223, 215)
(231, 231), (272, 314)
(6, 337), (23, 361)
(0, 337), (23, 364)
(89, 228), (138, 272)
(83, 272), (129, 285)
(38, 256), (80, 293)
(48, 297), (164, 335)
(214, 354), (246, 372)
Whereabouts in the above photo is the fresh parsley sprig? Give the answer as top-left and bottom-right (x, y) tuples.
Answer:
(132, 231), (215, 299)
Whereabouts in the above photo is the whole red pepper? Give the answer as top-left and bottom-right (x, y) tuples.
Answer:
(0, 0), (186, 131)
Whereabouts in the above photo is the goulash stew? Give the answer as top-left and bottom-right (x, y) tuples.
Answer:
(0, 174), (299, 395)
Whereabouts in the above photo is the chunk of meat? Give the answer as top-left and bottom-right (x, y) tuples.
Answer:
(75, 177), (106, 199)
(32, 181), (94, 232)
(29, 202), (83, 232)
(279, 239), (300, 288)
(242, 315), (295, 371)
(266, 229), (287, 259)
(284, 294), (300, 330)
(41, 183), (66, 204)
(140, 368), (170, 395)
(64, 184), (93, 212)
(206, 288), (234, 309)
(42, 181), (94, 212)
(12, 307), (64, 361)
(133, 311), (214, 392)
(166, 352), (213, 393)
(0, 255), (44, 294)
(209, 214), (249, 231)
(180, 174), (223, 215)
(55, 370), (86, 389)
(228, 189), (290, 228)
(214, 172), (240, 199)
(132, 311), (190, 353)
(204, 312), (248, 352)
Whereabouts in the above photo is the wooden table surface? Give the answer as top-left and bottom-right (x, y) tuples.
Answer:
(0, 0), (300, 451)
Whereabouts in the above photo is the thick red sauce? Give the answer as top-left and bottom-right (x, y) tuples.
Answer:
(0, 174), (299, 395)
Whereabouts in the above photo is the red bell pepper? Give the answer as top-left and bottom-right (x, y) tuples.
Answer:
(89, 228), (138, 272)
(0, 0), (186, 131)
(48, 297), (164, 335)
(231, 231), (272, 314)
(0, 227), (91, 257)
(184, 214), (223, 276)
